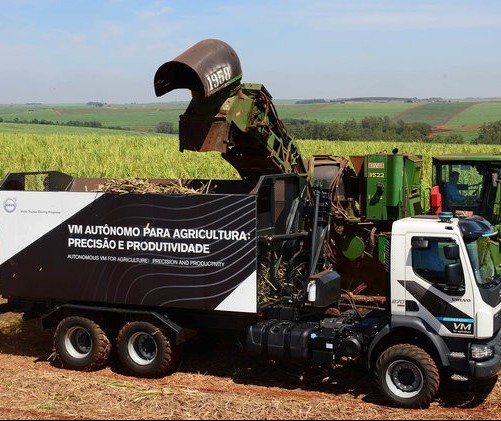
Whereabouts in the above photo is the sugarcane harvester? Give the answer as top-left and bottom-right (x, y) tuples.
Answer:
(154, 39), (424, 301)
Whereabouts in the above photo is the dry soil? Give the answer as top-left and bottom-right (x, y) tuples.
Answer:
(0, 307), (500, 420)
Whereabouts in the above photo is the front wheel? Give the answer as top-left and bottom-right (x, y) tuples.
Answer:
(375, 343), (440, 408)
(116, 321), (181, 378)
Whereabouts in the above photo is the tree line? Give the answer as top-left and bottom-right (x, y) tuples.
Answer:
(477, 121), (501, 144)
(2, 115), (501, 144)
(282, 117), (431, 142)
(281, 117), (501, 144)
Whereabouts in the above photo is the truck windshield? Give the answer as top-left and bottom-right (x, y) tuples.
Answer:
(465, 237), (497, 286)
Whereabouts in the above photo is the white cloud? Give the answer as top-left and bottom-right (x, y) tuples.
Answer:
(138, 1), (173, 19)
(98, 21), (126, 38)
(60, 31), (87, 44)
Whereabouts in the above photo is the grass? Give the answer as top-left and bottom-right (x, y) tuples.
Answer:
(0, 133), (240, 180)
(2, 131), (499, 194)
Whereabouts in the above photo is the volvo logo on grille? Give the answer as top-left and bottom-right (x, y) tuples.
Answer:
(3, 198), (16, 213)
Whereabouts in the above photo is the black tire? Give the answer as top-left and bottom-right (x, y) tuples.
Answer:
(375, 343), (440, 408)
(116, 321), (181, 378)
(53, 316), (112, 371)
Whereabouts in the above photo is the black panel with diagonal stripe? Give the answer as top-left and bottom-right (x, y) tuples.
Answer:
(399, 280), (474, 335)
(0, 193), (257, 311)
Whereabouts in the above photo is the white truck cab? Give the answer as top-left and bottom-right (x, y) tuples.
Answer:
(387, 213), (501, 380)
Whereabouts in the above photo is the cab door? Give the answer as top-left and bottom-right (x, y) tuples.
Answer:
(403, 234), (475, 337)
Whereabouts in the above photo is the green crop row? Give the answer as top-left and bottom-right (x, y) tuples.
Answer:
(0, 133), (239, 180)
(275, 102), (418, 122)
(2, 132), (499, 187)
(447, 102), (501, 128)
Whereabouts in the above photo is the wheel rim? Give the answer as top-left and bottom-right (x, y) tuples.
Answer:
(65, 326), (92, 359)
(128, 332), (157, 366)
(385, 359), (423, 398)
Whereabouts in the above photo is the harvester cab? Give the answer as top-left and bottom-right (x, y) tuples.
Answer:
(431, 154), (501, 271)
(431, 155), (501, 226)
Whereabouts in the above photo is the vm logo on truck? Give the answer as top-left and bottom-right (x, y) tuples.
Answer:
(3, 198), (16, 213)
(453, 322), (473, 333)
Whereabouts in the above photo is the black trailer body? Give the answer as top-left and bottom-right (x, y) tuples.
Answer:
(0, 190), (259, 312)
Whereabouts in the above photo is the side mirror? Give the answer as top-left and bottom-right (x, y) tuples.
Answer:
(446, 262), (463, 289)
(444, 243), (459, 260)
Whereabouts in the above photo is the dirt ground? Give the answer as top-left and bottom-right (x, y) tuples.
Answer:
(0, 308), (500, 420)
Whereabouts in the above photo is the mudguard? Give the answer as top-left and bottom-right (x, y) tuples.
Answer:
(367, 316), (451, 369)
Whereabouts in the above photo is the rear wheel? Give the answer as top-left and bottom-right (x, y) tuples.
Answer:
(116, 321), (181, 378)
(375, 343), (440, 408)
(53, 316), (111, 371)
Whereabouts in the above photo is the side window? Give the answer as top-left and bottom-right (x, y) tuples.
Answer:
(411, 237), (459, 286)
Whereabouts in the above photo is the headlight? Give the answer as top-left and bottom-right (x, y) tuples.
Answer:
(471, 344), (494, 361)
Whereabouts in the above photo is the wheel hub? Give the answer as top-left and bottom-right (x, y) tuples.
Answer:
(129, 332), (158, 365)
(391, 362), (421, 392)
(65, 326), (92, 358)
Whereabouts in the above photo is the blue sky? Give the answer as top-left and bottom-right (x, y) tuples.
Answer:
(1, 0), (501, 103)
